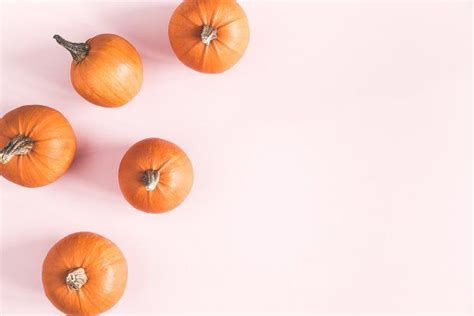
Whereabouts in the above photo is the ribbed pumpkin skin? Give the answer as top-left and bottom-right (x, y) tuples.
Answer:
(168, 0), (250, 73)
(0, 105), (76, 187)
(42, 232), (127, 315)
(71, 34), (143, 107)
(118, 138), (194, 213)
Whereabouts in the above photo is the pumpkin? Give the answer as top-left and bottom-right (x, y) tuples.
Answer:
(42, 232), (127, 315)
(54, 34), (143, 107)
(168, 0), (250, 73)
(0, 105), (76, 187)
(118, 138), (193, 213)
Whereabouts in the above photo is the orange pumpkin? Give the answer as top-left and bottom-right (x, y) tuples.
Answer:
(42, 232), (127, 315)
(168, 0), (250, 73)
(0, 105), (76, 187)
(118, 138), (193, 213)
(54, 34), (143, 107)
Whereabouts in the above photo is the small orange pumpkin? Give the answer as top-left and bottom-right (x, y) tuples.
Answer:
(0, 105), (76, 187)
(118, 138), (193, 213)
(54, 34), (143, 107)
(168, 0), (250, 73)
(42, 232), (127, 315)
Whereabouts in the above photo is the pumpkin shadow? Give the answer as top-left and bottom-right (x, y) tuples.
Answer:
(106, 2), (177, 65)
(64, 141), (129, 198)
(1, 236), (56, 293)
(3, 38), (82, 113)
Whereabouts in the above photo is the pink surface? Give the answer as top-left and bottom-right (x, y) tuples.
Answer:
(0, 1), (471, 315)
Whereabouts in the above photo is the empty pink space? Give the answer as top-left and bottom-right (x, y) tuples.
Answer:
(0, 0), (471, 315)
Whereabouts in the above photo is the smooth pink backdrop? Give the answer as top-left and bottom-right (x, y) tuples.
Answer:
(0, 1), (471, 315)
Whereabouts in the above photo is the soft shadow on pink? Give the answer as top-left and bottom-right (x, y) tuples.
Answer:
(106, 3), (176, 63)
(65, 140), (129, 197)
(1, 39), (76, 113)
(1, 236), (57, 292)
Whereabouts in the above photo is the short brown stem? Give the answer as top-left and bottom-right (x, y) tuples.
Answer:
(0, 135), (33, 164)
(201, 25), (217, 46)
(66, 268), (88, 290)
(142, 169), (160, 191)
(53, 34), (89, 63)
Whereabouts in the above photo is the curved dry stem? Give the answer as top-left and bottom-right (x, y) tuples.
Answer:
(66, 267), (88, 290)
(53, 34), (89, 63)
(0, 135), (33, 164)
(142, 169), (160, 191)
(201, 25), (218, 46)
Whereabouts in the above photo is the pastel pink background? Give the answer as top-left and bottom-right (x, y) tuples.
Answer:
(0, 1), (471, 315)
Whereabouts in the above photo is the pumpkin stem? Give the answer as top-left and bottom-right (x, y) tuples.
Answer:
(201, 25), (217, 46)
(142, 169), (160, 192)
(53, 34), (89, 63)
(66, 268), (88, 290)
(0, 135), (34, 164)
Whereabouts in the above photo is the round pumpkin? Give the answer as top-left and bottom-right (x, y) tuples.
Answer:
(54, 34), (143, 107)
(168, 0), (250, 73)
(0, 105), (76, 187)
(118, 138), (193, 213)
(42, 232), (127, 315)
